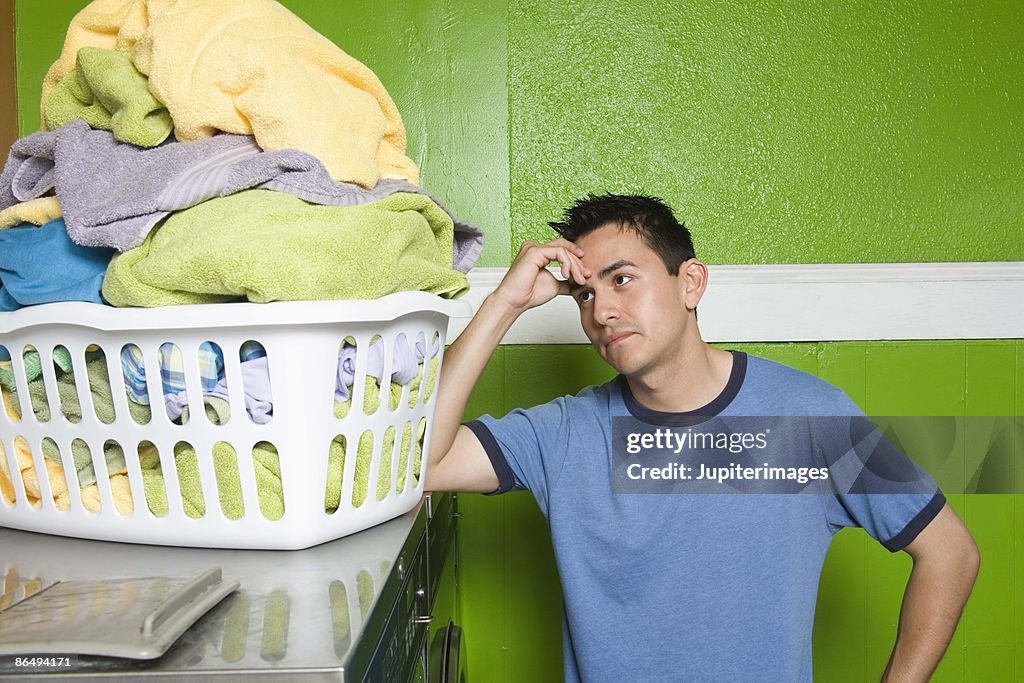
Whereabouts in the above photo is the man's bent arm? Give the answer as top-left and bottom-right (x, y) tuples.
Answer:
(425, 293), (522, 492)
(425, 239), (590, 493)
(881, 503), (980, 682)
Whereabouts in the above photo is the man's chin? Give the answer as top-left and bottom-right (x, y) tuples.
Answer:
(588, 338), (642, 375)
(597, 350), (639, 376)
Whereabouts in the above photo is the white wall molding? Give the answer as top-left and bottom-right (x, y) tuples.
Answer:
(449, 263), (1024, 343)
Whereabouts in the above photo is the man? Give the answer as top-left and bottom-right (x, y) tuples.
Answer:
(425, 194), (979, 682)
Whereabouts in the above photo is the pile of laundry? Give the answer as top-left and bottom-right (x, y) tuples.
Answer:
(0, 0), (476, 516)
(0, 0), (481, 311)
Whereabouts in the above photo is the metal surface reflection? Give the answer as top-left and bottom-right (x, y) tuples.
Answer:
(0, 499), (421, 678)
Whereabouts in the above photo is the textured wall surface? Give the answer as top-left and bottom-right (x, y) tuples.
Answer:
(0, 0), (16, 158)
(12, 2), (1023, 682)
(509, 0), (1024, 263)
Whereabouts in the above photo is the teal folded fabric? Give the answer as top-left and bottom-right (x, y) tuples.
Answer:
(0, 218), (115, 311)
(102, 190), (469, 307)
(44, 47), (172, 148)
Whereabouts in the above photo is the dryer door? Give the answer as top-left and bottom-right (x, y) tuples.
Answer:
(428, 621), (468, 683)
(443, 623), (467, 683)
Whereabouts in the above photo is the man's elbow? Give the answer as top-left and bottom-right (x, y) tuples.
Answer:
(960, 533), (981, 584)
(424, 450), (453, 492)
(945, 519), (981, 583)
(906, 504), (981, 586)
(930, 525), (980, 591)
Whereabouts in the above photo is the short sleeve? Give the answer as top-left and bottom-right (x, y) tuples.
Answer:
(814, 394), (946, 553)
(465, 397), (573, 513)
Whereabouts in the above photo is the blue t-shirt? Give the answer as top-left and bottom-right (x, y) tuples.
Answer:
(467, 352), (944, 683)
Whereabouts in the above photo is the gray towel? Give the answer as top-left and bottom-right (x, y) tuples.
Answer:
(0, 120), (483, 273)
(0, 130), (58, 209)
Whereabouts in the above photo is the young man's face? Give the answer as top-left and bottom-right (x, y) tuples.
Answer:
(570, 224), (692, 378)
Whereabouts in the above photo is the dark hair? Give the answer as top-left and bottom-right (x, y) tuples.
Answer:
(548, 194), (695, 275)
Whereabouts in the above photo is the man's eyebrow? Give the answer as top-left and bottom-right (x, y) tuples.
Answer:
(567, 259), (637, 294)
(598, 259), (637, 280)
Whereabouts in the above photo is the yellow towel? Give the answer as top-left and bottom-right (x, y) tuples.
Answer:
(0, 442), (21, 505)
(0, 437), (66, 510)
(0, 198), (62, 229)
(1, 392), (132, 514)
(77, 474), (134, 515)
(41, 0), (418, 188)
(0, 437), (132, 515)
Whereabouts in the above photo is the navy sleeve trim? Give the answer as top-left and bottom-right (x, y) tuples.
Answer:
(465, 420), (517, 496)
(882, 490), (947, 553)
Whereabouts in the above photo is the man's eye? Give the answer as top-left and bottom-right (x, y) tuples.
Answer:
(577, 291), (593, 304)
(613, 274), (632, 286)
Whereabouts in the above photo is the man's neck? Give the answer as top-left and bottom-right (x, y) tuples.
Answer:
(625, 342), (734, 413)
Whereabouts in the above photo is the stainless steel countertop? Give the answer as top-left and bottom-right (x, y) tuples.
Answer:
(0, 496), (429, 680)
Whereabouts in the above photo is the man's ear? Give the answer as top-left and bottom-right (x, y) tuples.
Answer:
(678, 259), (709, 311)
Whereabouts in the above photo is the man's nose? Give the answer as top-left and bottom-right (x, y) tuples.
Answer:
(592, 291), (619, 326)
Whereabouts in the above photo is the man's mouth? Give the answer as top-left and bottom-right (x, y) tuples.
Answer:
(605, 331), (635, 348)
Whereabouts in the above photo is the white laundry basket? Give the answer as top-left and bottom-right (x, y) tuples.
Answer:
(0, 292), (470, 549)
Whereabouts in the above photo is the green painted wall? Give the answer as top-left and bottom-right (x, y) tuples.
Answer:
(510, 0), (1024, 263)
(13, 1), (1023, 681)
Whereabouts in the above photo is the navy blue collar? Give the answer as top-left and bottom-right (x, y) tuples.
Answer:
(618, 351), (747, 425)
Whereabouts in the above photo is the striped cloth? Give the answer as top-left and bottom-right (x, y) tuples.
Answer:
(155, 139), (262, 209)
(120, 340), (265, 406)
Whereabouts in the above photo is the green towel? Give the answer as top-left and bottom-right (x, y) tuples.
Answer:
(139, 396), (278, 521)
(102, 190), (469, 307)
(139, 440), (286, 521)
(44, 47), (172, 148)
(0, 346), (74, 394)
(25, 355), (151, 488)
(179, 395), (232, 426)
(326, 357), (436, 511)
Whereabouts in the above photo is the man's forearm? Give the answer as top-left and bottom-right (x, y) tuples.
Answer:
(881, 549), (979, 681)
(424, 238), (587, 484)
(428, 293), (522, 466)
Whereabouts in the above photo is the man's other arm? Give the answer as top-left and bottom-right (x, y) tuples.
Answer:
(880, 502), (980, 682)
(425, 239), (590, 493)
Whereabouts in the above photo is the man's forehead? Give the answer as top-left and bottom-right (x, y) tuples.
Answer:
(580, 221), (641, 240)
(577, 224), (655, 261)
